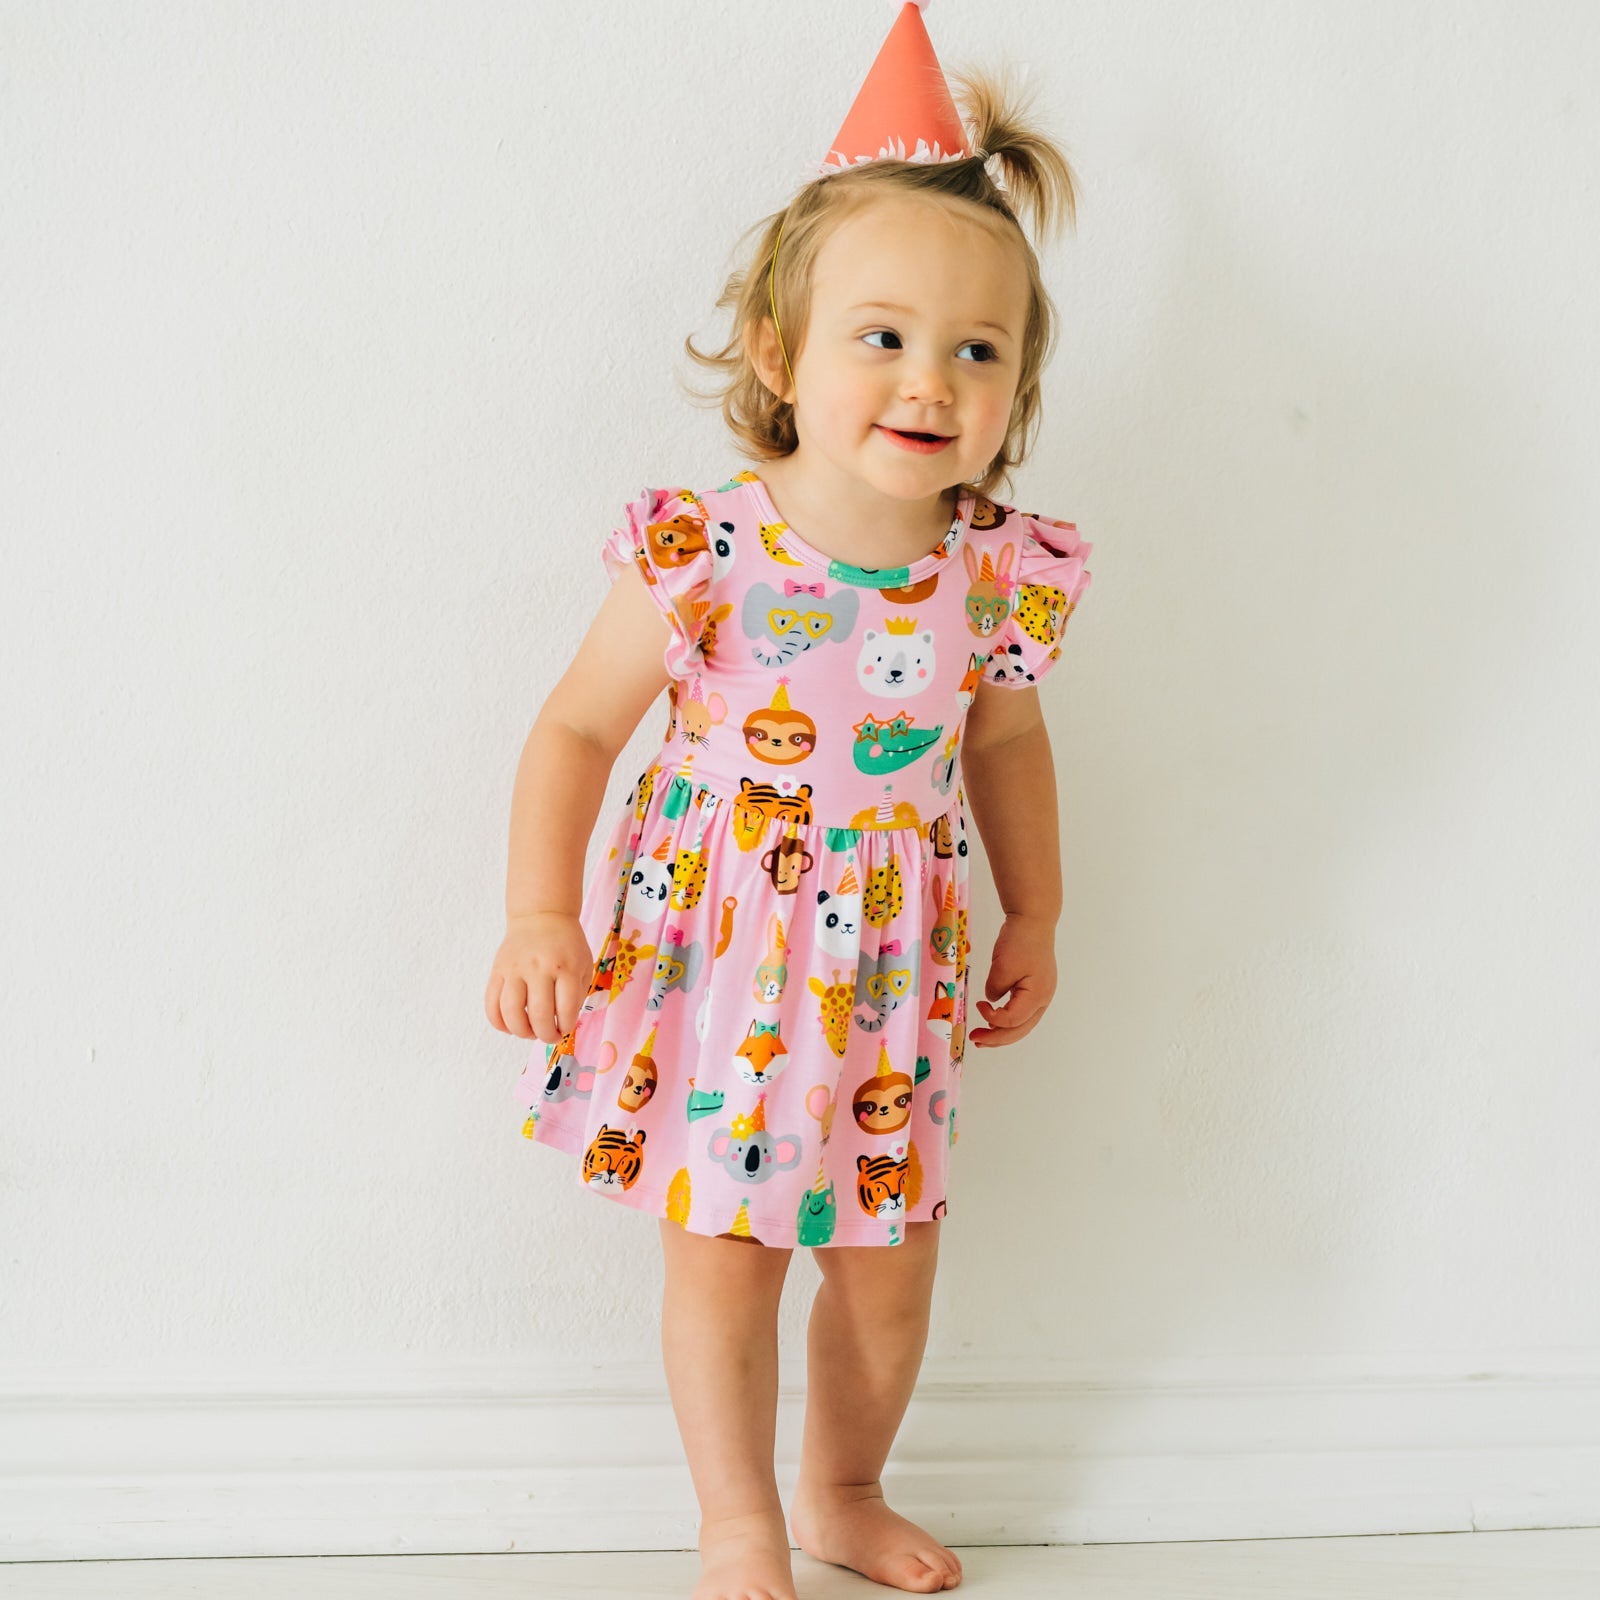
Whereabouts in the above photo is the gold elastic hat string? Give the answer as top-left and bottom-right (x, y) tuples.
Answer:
(767, 216), (796, 399)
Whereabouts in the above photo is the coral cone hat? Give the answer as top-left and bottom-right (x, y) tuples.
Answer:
(821, 2), (975, 176)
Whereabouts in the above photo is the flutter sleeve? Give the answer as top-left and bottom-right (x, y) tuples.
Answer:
(601, 485), (717, 679)
(978, 511), (1094, 688)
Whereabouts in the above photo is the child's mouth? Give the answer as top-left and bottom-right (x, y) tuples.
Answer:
(878, 425), (954, 454)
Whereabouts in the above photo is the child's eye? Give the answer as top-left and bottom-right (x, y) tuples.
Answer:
(861, 330), (998, 363)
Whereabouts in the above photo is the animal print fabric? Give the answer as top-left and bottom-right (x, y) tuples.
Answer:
(513, 469), (1092, 1247)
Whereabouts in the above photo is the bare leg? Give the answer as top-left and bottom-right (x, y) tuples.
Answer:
(788, 1219), (962, 1592)
(658, 1216), (798, 1600)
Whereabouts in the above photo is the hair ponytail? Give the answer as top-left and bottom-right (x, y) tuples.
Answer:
(948, 61), (1079, 246)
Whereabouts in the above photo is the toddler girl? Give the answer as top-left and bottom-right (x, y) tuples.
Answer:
(486, 6), (1093, 1595)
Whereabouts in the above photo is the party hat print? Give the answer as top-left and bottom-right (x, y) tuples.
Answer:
(730, 1093), (769, 1142)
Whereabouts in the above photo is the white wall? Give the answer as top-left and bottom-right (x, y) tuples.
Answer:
(4, 0), (1598, 1559)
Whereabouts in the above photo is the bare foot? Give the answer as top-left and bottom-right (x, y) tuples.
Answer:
(790, 1481), (963, 1592)
(693, 1506), (799, 1600)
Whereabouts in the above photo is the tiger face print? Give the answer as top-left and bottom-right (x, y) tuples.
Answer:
(583, 1124), (647, 1191)
(734, 777), (814, 829)
(855, 1151), (908, 1219)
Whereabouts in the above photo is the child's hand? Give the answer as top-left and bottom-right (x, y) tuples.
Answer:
(968, 913), (1058, 1048)
(484, 913), (594, 1045)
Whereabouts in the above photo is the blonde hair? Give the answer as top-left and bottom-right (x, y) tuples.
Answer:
(682, 62), (1080, 504)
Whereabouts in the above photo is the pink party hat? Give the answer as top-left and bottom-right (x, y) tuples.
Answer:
(820, 2), (976, 177)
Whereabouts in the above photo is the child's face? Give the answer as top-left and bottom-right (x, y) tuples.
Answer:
(779, 193), (1030, 502)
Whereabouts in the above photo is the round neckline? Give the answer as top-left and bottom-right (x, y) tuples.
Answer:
(741, 473), (974, 588)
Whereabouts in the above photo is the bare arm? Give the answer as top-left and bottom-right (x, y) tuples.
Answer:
(487, 561), (674, 1043)
(960, 680), (1063, 925)
(505, 559), (674, 919)
(958, 679), (1063, 1048)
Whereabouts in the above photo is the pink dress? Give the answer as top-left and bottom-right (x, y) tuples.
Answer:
(513, 468), (1092, 1247)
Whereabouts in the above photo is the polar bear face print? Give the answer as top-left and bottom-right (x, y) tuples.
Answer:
(856, 626), (935, 697)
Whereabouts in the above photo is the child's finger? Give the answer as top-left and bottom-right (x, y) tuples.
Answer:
(977, 991), (1022, 1022)
(972, 1020), (1040, 1047)
(969, 996), (1010, 1047)
(491, 973), (530, 1038)
(969, 1010), (1010, 1046)
(484, 973), (505, 1033)
(973, 999), (1016, 1036)
(977, 989), (1043, 1031)
(524, 976), (563, 1045)
(554, 968), (588, 1037)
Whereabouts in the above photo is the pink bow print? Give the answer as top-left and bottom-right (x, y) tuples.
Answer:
(783, 578), (826, 597)
(879, 939), (903, 956)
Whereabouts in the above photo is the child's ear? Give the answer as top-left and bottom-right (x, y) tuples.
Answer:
(745, 316), (793, 405)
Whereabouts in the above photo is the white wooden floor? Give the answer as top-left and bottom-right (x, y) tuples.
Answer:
(0, 1530), (1596, 1598)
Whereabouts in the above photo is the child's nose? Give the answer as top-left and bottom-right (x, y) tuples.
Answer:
(900, 362), (955, 406)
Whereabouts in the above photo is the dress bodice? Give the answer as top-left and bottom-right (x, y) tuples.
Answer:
(601, 469), (1092, 833)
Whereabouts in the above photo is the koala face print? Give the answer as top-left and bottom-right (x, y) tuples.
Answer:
(707, 1120), (804, 1184)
